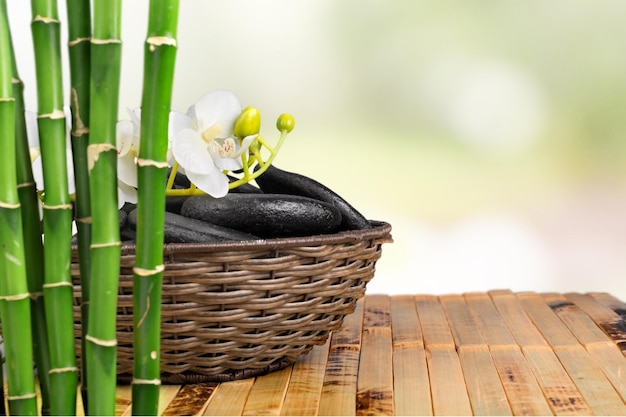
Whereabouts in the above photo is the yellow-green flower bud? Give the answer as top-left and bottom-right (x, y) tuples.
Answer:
(234, 106), (261, 138)
(276, 114), (295, 133)
(249, 137), (262, 154)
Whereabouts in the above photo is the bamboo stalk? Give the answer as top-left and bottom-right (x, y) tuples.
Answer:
(29, 0), (78, 414)
(0, 4), (38, 415)
(64, 0), (92, 409)
(85, 0), (122, 414)
(132, 1), (179, 414)
(3, 0), (52, 413)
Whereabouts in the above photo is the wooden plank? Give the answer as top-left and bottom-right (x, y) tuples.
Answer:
(318, 299), (365, 416)
(489, 290), (549, 347)
(543, 293), (615, 346)
(589, 292), (626, 312)
(280, 342), (330, 416)
(203, 379), (254, 416)
(566, 293), (626, 350)
(158, 385), (183, 416)
(331, 298), (365, 346)
(465, 292), (517, 346)
(162, 383), (218, 416)
(553, 345), (626, 415)
(427, 347), (473, 416)
(389, 295), (423, 348)
(115, 385), (132, 416)
(458, 345), (511, 416)
(415, 295), (455, 348)
(392, 345), (431, 416)
(522, 346), (592, 415)
(242, 367), (292, 416)
(489, 345), (553, 416)
(441, 294), (486, 347)
(517, 293), (580, 347)
(585, 342), (626, 402)
(356, 295), (394, 416)
(390, 296), (432, 416)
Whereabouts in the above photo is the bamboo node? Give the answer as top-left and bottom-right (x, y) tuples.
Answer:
(16, 181), (36, 189)
(71, 126), (90, 137)
(136, 158), (169, 169)
(68, 36), (91, 47)
(134, 265), (165, 277)
(0, 201), (20, 209)
(7, 392), (37, 401)
(30, 291), (43, 300)
(91, 38), (122, 45)
(11, 77), (21, 84)
(85, 334), (117, 347)
(42, 203), (73, 210)
(48, 367), (79, 374)
(0, 292), (29, 301)
(147, 36), (177, 52)
(43, 281), (73, 289)
(132, 378), (162, 386)
(87, 143), (117, 172)
(90, 241), (122, 249)
(76, 216), (93, 224)
(0, 97), (15, 102)
(33, 15), (60, 24)
(38, 108), (65, 119)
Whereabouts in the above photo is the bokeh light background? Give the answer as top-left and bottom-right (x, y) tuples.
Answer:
(8, 0), (626, 298)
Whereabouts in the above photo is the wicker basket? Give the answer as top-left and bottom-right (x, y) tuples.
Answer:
(71, 220), (392, 383)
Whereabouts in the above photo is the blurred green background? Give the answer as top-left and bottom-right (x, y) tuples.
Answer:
(8, 0), (626, 298)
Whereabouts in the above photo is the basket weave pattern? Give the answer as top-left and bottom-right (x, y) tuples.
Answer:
(71, 221), (391, 382)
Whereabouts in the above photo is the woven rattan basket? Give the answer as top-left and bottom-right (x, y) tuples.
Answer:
(71, 220), (392, 383)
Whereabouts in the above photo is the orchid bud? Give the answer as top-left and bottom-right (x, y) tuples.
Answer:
(249, 138), (262, 154)
(276, 114), (295, 133)
(234, 106), (261, 138)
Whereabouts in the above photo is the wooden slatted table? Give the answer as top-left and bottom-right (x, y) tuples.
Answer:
(108, 291), (626, 416)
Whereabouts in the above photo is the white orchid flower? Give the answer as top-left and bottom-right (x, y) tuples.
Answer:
(116, 108), (184, 207)
(171, 90), (255, 198)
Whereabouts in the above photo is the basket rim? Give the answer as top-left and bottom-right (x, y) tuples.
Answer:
(118, 219), (392, 255)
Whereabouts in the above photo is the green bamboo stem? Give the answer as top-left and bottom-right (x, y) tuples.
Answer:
(65, 0), (92, 409)
(10, 32), (52, 417)
(1, 0), (53, 413)
(132, 0), (179, 414)
(30, 0), (78, 415)
(86, 0), (122, 414)
(0, 4), (38, 415)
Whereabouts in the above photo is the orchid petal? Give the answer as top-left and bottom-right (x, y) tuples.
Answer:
(65, 149), (76, 195)
(116, 120), (135, 157)
(118, 181), (137, 208)
(169, 111), (192, 138)
(31, 156), (43, 191)
(31, 150), (76, 195)
(208, 140), (243, 171)
(25, 110), (39, 148)
(172, 128), (216, 175)
(118, 154), (138, 188)
(186, 170), (229, 198)
(236, 134), (257, 157)
(191, 90), (241, 136)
